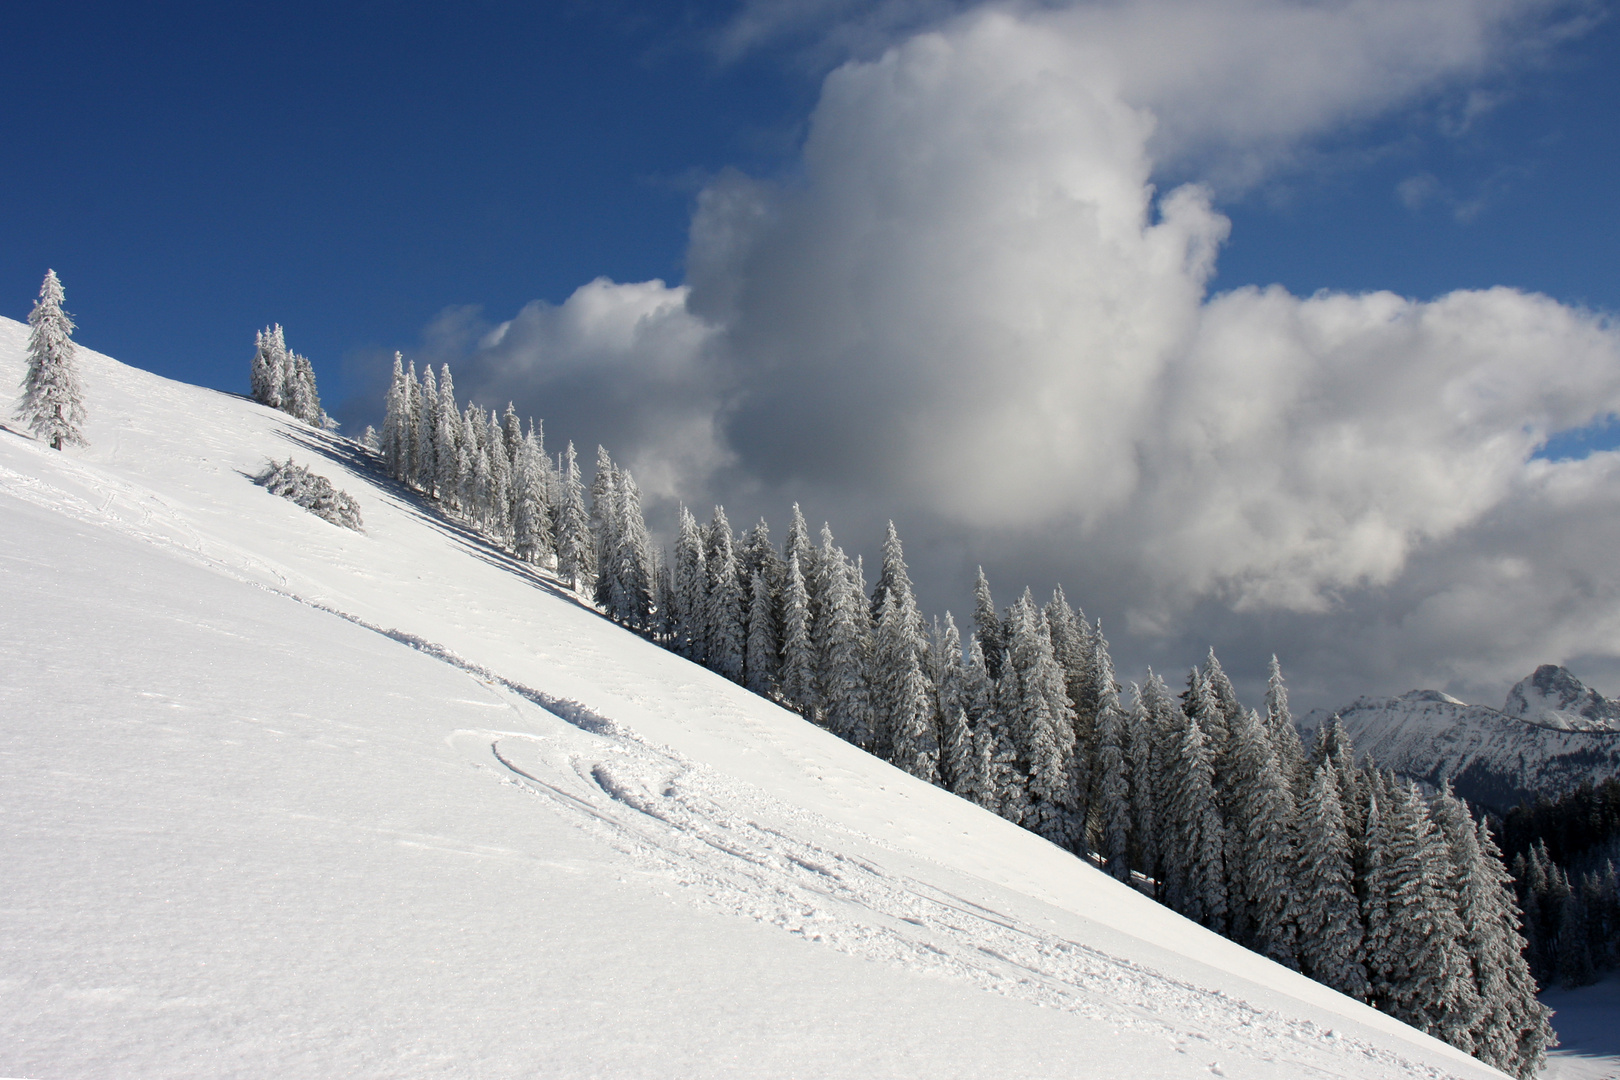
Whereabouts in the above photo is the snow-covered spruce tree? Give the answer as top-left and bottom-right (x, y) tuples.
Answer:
(415, 363), (437, 495)
(1431, 785), (1554, 1077)
(1295, 762), (1368, 998)
(381, 353), (407, 477)
(878, 588), (939, 783)
(654, 554), (676, 645)
(1046, 588), (1092, 762)
(672, 506), (708, 663)
(817, 543), (873, 747)
(1093, 679), (1132, 880)
(869, 522), (929, 761)
(249, 324), (287, 410)
(1159, 691), (1227, 931)
(512, 426), (554, 564)
(779, 553), (816, 714)
(1471, 817), (1556, 1077)
(286, 350), (322, 425)
(1264, 655), (1308, 792)
(361, 425), (380, 453)
(459, 405), (484, 519)
(964, 636), (1003, 812)
(1378, 780), (1479, 1048)
(1005, 593), (1078, 849)
(1125, 680), (1159, 880)
(739, 519), (783, 694)
(1226, 707), (1299, 967)
(590, 446), (619, 607)
(17, 271), (87, 451)
(972, 567), (1004, 682)
(434, 366), (460, 507)
(704, 507), (746, 684)
(553, 441), (593, 593)
(606, 470), (654, 632)
(746, 565), (779, 696)
(935, 612), (970, 793)
(484, 410), (513, 543)
(1140, 669), (1183, 884)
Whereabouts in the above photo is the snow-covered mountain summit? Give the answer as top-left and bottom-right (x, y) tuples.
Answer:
(0, 316), (1505, 1078)
(1503, 665), (1620, 732)
(1302, 673), (1620, 812)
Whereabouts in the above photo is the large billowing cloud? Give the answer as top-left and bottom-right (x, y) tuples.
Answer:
(447, 0), (1620, 708)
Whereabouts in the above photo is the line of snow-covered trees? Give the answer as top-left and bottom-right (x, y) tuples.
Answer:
(1501, 778), (1620, 988)
(376, 357), (1552, 1078)
(1513, 840), (1620, 989)
(249, 325), (328, 428)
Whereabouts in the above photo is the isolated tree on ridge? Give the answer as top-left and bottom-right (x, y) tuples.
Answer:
(18, 270), (86, 450)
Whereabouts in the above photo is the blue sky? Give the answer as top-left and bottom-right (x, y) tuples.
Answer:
(4, 1), (1616, 421)
(8, 0), (1620, 707)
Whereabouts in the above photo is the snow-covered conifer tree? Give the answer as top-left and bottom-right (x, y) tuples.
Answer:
(250, 324), (279, 409)
(286, 351), (322, 425)
(878, 588), (938, 782)
(672, 507), (708, 663)
(459, 405), (484, 518)
(746, 566), (779, 696)
(1264, 655), (1307, 792)
(704, 507), (745, 683)
(435, 366), (460, 506)
(935, 613), (970, 793)
(1468, 817), (1555, 1077)
(1093, 683), (1132, 880)
(380, 353), (406, 478)
(1125, 681), (1159, 879)
(553, 442), (593, 593)
(1431, 785), (1554, 1076)
(1375, 781), (1478, 1045)
(1159, 699), (1227, 931)
(818, 545), (873, 746)
(17, 271), (87, 451)
(1295, 762), (1368, 997)
(1226, 707), (1299, 967)
(972, 567), (1003, 681)
(511, 427), (553, 564)
(607, 471), (654, 632)
(780, 554), (816, 714)
(1004, 594), (1077, 848)
(415, 363), (438, 494)
(590, 446), (619, 607)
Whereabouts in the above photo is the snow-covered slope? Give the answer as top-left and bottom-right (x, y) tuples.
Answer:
(0, 317), (1505, 1078)
(1301, 686), (1620, 811)
(1503, 665), (1620, 733)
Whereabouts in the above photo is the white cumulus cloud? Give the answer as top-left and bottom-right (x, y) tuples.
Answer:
(450, 0), (1620, 708)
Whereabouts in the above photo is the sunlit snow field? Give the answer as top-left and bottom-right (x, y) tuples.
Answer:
(0, 316), (1528, 1077)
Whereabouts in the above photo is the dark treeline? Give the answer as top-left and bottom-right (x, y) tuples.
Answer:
(375, 357), (1553, 1078)
(1496, 779), (1620, 989)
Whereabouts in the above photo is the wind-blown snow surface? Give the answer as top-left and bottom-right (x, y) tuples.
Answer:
(0, 317), (1503, 1078)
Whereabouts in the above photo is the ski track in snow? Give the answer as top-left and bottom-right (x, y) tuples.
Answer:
(0, 415), (1478, 1080)
(291, 607), (1459, 1080)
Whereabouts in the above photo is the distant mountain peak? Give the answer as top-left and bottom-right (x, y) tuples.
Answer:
(1400, 689), (1468, 706)
(1503, 664), (1620, 732)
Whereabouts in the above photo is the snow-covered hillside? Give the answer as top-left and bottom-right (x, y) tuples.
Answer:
(1301, 685), (1620, 812)
(0, 318), (1509, 1078)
